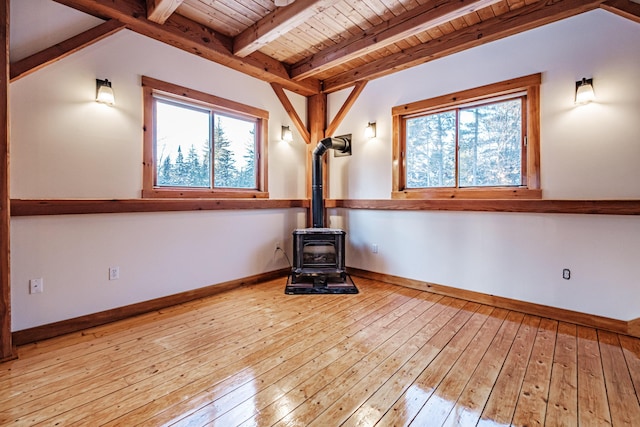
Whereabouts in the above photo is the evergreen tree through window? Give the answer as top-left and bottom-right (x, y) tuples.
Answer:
(142, 77), (268, 198)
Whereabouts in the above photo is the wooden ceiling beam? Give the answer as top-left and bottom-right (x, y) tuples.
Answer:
(323, 0), (605, 93)
(290, 0), (502, 81)
(10, 19), (126, 82)
(53, 0), (320, 96)
(601, 0), (640, 23)
(234, 0), (336, 58)
(146, 0), (184, 24)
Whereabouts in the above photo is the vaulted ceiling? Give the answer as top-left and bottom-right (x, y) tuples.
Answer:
(35, 0), (640, 96)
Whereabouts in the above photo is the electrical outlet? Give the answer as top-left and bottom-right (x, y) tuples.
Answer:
(372, 243), (378, 254)
(275, 241), (281, 251)
(109, 267), (120, 281)
(562, 268), (571, 280)
(29, 278), (44, 294)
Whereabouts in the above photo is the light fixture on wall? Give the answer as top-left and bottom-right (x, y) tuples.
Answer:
(274, 0), (295, 6)
(575, 77), (595, 105)
(96, 79), (115, 106)
(365, 121), (376, 139)
(281, 125), (293, 142)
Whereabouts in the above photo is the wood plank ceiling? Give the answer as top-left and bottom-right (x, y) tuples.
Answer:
(52, 0), (640, 96)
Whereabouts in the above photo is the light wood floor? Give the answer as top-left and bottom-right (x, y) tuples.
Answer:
(2, 277), (640, 426)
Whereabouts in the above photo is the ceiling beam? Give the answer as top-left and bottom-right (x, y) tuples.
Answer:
(10, 19), (126, 82)
(601, 0), (640, 23)
(146, 0), (184, 24)
(53, 0), (320, 96)
(290, 0), (502, 81)
(234, 0), (336, 58)
(323, 0), (605, 93)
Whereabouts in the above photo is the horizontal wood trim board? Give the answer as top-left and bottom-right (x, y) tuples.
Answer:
(628, 318), (640, 337)
(347, 268), (637, 338)
(327, 199), (640, 215)
(12, 268), (290, 346)
(10, 199), (309, 216)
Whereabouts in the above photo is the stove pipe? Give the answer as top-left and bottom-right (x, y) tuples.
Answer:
(312, 136), (350, 228)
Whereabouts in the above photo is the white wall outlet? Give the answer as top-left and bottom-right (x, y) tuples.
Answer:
(372, 243), (378, 254)
(109, 267), (120, 280)
(275, 241), (281, 251)
(562, 268), (571, 280)
(29, 278), (44, 294)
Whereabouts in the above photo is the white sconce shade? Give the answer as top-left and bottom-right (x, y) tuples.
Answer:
(281, 125), (293, 142)
(274, 0), (295, 6)
(365, 122), (376, 139)
(96, 79), (115, 106)
(575, 78), (595, 105)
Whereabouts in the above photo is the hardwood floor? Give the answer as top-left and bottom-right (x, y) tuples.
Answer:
(1, 277), (639, 426)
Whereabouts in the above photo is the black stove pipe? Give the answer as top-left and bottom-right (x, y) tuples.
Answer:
(312, 136), (350, 228)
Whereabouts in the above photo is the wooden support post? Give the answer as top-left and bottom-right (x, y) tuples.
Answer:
(307, 93), (326, 227)
(1, 0), (15, 361)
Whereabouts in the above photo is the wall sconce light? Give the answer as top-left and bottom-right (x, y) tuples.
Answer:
(575, 78), (595, 105)
(281, 125), (293, 142)
(365, 122), (376, 139)
(96, 79), (115, 106)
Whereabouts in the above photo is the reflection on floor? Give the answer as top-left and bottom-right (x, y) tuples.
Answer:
(1, 277), (639, 426)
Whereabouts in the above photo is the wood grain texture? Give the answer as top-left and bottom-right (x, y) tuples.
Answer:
(52, 0), (320, 96)
(289, 0), (503, 80)
(1, 277), (639, 426)
(327, 198), (640, 215)
(9, 20), (126, 82)
(546, 322), (578, 426)
(11, 268), (290, 346)
(601, 0), (640, 23)
(323, 0), (604, 92)
(271, 82), (310, 144)
(325, 81), (367, 137)
(347, 268), (635, 337)
(598, 330), (640, 426)
(0, 0), (14, 361)
(10, 198), (308, 216)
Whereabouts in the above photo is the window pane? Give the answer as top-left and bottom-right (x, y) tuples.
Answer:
(213, 114), (257, 189)
(155, 100), (211, 188)
(405, 111), (456, 188)
(458, 99), (522, 187)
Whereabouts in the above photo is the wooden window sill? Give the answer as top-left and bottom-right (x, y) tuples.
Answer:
(392, 187), (542, 200)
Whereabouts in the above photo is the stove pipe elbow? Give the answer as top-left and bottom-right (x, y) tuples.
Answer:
(313, 136), (350, 156)
(311, 136), (351, 228)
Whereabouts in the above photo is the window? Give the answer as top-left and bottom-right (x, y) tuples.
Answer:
(393, 74), (541, 199)
(142, 76), (268, 198)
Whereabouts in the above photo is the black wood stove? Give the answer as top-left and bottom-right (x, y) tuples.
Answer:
(285, 136), (358, 294)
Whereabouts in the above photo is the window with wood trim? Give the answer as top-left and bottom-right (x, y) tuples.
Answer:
(393, 74), (541, 199)
(142, 76), (268, 198)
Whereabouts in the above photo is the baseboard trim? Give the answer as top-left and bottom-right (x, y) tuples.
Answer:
(628, 318), (640, 337)
(348, 267), (638, 338)
(12, 268), (290, 346)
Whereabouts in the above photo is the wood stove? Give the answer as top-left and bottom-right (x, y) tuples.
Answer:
(291, 228), (346, 285)
(285, 135), (357, 294)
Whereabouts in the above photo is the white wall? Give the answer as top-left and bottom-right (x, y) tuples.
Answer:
(9, 0), (309, 330)
(327, 10), (640, 320)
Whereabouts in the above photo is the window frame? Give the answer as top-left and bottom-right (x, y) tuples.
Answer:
(142, 76), (269, 198)
(392, 73), (541, 199)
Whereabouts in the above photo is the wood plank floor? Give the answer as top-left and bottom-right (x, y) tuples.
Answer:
(1, 277), (639, 426)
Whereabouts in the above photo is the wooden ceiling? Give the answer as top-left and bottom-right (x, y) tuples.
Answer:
(46, 0), (640, 96)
